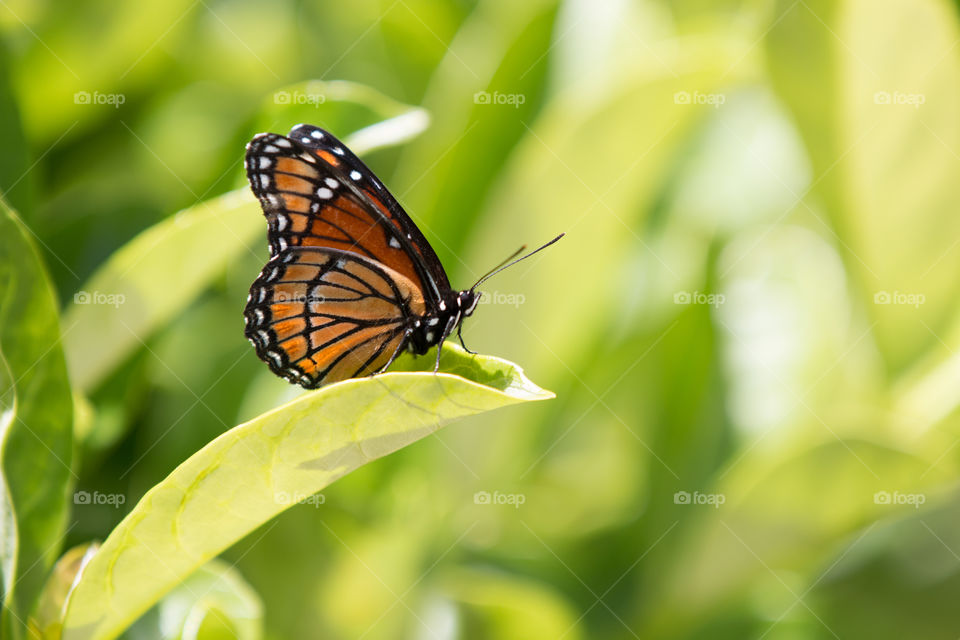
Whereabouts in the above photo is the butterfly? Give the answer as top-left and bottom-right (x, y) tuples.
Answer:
(243, 123), (561, 389)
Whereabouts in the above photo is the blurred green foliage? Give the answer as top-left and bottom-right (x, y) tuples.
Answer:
(3, 0), (960, 637)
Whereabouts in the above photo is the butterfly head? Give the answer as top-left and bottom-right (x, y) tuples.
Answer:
(458, 290), (481, 317)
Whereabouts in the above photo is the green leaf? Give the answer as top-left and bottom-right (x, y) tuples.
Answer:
(127, 559), (263, 640)
(442, 567), (583, 640)
(28, 543), (98, 640)
(391, 0), (559, 267)
(766, 0), (960, 372)
(644, 438), (944, 636)
(62, 81), (428, 393)
(0, 198), (74, 639)
(61, 189), (259, 394)
(60, 346), (552, 640)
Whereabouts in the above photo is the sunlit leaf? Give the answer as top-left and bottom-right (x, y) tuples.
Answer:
(61, 346), (552, 640)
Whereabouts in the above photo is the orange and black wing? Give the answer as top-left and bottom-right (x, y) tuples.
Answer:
(244, 247), (426, 388)
(245, 124), (450, 307)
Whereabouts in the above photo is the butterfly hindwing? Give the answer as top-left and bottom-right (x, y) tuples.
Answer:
(244, 247), (425, 388)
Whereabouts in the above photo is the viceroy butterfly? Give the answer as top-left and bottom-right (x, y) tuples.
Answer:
(243, 123), (562, 389)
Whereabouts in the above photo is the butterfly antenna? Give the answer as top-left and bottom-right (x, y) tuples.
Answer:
(469, 233), (564, 293)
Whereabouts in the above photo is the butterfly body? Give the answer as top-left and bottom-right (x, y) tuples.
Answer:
(243, 124), (482, 389)
(405, 289), (480, 356)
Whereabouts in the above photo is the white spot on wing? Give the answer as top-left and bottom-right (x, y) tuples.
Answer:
(258, 156), (272, 169)
(389, 236), (401, 249)
(333, 146), (344, 155)
(274, 138), (292, 148)
(350, 170), (361, 181)
(324, 177), (338, 188)
(276, 214), (289, 231)
(317, 187), (333, 199)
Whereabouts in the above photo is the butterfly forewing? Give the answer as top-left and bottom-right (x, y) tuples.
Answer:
(245, 126), (449, 305)
(244, 247), (424, 388)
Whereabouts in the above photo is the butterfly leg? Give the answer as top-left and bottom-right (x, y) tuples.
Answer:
(457, 322), (476, 355)
(434, 315), (458, 373)
(375, 328), (413, 375)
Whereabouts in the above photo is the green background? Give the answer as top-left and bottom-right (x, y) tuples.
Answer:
(4, 0), (960, 637)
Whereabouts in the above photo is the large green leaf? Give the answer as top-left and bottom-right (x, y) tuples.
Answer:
(391, 0), (559, 269)
(0, 198), (73, 639)
(61, 346), (552, 640)
(644, 438), (945, 637)
(766, 0), (960, 373)
(62, 80), (428, 393)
